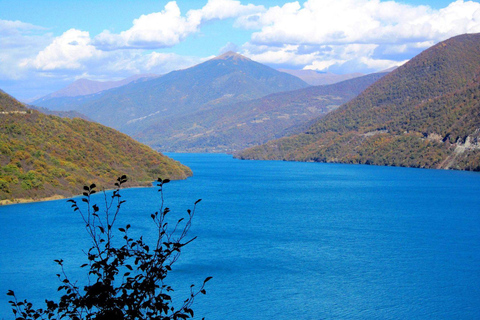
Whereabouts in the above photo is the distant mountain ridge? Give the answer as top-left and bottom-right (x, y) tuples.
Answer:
(237, 33), (480, 171)
(134, 72), (387, 152)
(278, 69), (364, 86)
(0, 90), (191, 203)
(33, 74), (159, 106)
(40, 74), (159, 98)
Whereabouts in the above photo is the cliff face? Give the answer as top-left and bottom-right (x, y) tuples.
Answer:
(237, 33), (480, 171)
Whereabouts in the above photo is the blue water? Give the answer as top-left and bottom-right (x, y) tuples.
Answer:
(1, 153), (480, 319)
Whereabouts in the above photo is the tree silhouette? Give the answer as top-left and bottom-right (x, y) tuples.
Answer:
(8, 175), (210, 319)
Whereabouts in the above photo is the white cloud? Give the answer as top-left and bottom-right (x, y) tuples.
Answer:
(94, 2), (198, 50)
(236, 0), (480, 72)
(219, 42), (240, 54)
(190, 0), (265, 21)
(22, 29), (206, 77)
(142, 52), (208, 73)
(0, 20), (45, 36)
(0, 19), (52, 81)
(94, 0), (264, 50)
(247, 0), (480, 46)
(242, 40), (408, 74)
(23, 29), (101, 71)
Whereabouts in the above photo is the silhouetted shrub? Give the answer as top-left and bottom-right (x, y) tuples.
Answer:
(8, 175), (210, 319)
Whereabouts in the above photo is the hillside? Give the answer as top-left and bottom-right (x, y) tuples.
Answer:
(0, 91), (192, 203)
(237, 33), (480, 171)
(35, 52), (309, 133)
(278, 69), (363, 86)
(134, 72), (387, 152)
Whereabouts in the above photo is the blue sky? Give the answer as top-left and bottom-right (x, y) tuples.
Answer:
(1, 0), (479, 100)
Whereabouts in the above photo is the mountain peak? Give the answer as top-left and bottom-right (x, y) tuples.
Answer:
(214, 51), (250, 61)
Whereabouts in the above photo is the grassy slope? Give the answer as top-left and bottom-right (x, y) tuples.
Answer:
(0, 91), (192, 202)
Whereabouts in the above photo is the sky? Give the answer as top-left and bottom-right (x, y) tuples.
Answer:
(1, 0), (480, 100)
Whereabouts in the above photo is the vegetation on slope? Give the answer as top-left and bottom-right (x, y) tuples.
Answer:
(0, 91), (191, 202)
(237, 33), (480, 171)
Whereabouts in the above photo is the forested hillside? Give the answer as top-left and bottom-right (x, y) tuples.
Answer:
(237, 33), (480, 171)
(0, 91), (191, 203)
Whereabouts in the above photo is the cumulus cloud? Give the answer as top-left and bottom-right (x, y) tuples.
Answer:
(23, 29), (101, 71)
(246, 0), (480, 46)
(94, 2), (198, 50)
(236, 0), (480, 72)
(22, 28), (206, 77)
(94, 0), (264, 50)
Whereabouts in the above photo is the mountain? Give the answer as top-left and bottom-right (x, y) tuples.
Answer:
(0, 90), (191, 203)
(134, 72), (387, 152)
(278, 69), (364, 86)
(237, 33), (480, 171)
(33, 51), (309, 133)
(32, 74), (160, 110)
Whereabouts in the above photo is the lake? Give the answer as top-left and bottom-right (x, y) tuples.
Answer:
(1, 153), (480, 319)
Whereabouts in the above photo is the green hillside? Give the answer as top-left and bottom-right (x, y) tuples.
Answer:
(0, 91), (192, 203)
(135, 72), (387, 152)
(237, 33), (480, 171)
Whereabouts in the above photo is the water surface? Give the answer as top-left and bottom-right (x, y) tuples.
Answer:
(1, 154), (480, 319)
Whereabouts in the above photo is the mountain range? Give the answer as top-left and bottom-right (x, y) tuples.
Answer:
(0, 90), (191, 203)
(237, 33), (480, 171)
(33, 51), (387, 152)
(34, 51), (309, 130)
(33, 74), (160, 105)
(135, 71), (387, 152)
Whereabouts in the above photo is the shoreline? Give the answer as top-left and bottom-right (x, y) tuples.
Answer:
(0, 182), (159, 207)
(0, 177), (174, 207)
(0, 194), (67, 206)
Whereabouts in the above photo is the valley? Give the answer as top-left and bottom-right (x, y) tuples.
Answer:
(3, 33), (480, 204)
